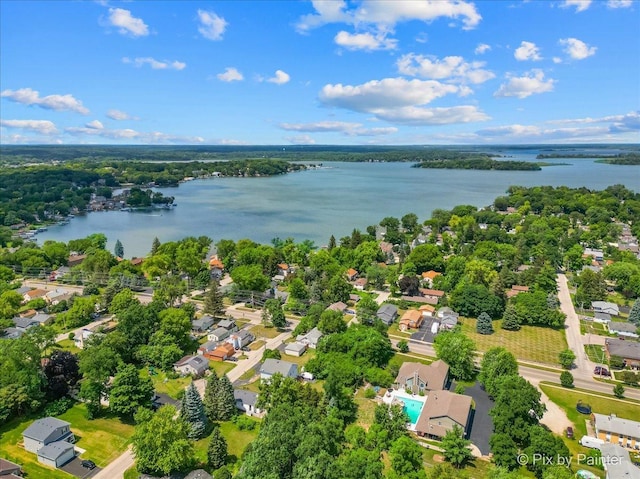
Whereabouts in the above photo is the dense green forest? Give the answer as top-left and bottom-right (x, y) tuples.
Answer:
(413, 158), (543, 170)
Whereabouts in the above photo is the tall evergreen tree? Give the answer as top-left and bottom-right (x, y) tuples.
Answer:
(181, 382), (207, 439)
(203, 370), (220, 421)
(629, 299), (640, 325)
(203, 280), (225, 317)
(114, 239), (124, 258)
(216, 375), (237, 421)
(328, 235), (336, 251)
(151, 237), (161, 255)
(476, 312), (494, 335)
(501, 304), (521, 331)
(207, 426), (228, 470)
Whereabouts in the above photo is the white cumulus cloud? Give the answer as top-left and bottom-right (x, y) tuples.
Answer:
(514, 41), (542, 61)
(122, 57), (186, 70)
(560, 0), (592, 12)
(372, 105), (489, 125)
(285, 134), (316, 145)
(107, 8), (149, 37)
(607, 0), (633, 8)
(475, 43), (491, 55)
(279, 121), (397, 136)
(197, 10), (227, 41)
(217, 67), (244, 82)
(559, 37), (596, 60)
(494, 70), (555, 99)
(65, 124), (204, 144)
(397, 53), (494, 84)
(0, 119), (58, 134)
(267, 70), (291, 85)
(107, 109), (136, 121)
(1, 87), (89, 114)
(334, 31), (397, 51)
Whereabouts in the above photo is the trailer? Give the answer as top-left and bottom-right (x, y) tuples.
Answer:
(579, 436), (605, 449)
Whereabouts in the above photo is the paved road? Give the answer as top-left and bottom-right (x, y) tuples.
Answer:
(557, 273), (595, 379)
(54, 315), (114, 343)
(23, 279), (154, 304)
(91, 447), (134, 479)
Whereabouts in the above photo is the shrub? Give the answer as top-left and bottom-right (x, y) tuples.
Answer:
(232, 414), (257, 431)
(454, 384), (466, 395)
(397, 340), (409, 353)
(364, 388), (376, 399)
(42, 397), (75, 417)
(560, 371), (574, 388)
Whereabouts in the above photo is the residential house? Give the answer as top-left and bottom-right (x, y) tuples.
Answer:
(173, 355), (209, 377)
(15, 286), (32, 296)
(349, 294), (361, 303)
(130, 257), (144, 267)
(377, 304), (398, 326)
(506, 285), (529, 298)
(353, 278), (367, 291)
(217, 319), (237, 332)
(192, 315), (215, 333)
(598, 443), (640, 479)
(0, 458), (22, 477)
(605, 339), (640, 369)
(593, 312), (612, 323)
(437, 307), (460, 330)
(394, 360), (449, 393)
(414, 390), (473, 440)
(276, 263), (291, 277)
(260, 358), (298, 381)
(421, 270), (441, 287)
(327, 301), (347, 313)
(19, 309), (37, 318)
(207, 327), (230, 342)
(284, 342), (307, 357)
(296, 327), (323, 349)
(399, 310), (423, 331)
(346, 268), (358, 281)
(207, 343), (236, 361)
(228, 329), (255, 350)
(36, 441), (75, 468)
(209, 257), (224, 279)
(2, 327), (24, 339)
(67, 254), (87, 267)
(197, 340), (218, 356)
(73, 329), (94, 349)
(608, 322), (639, 339)
(23, 289), (47, 303)
(593, 301), (620, 316)
(234, 389), (264, 417)
(49, 266), (70, 281)
(12, 317), (40, 331)
(23, 417), (74, 454)
(419, 304), (436, 317)
(419, 289), (445, 302)
(44, 290), (68, 305)
(592, 413), (640, 449)
(584, 248), (605, 262)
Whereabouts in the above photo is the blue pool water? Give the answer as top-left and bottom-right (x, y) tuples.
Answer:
(401, 397), (425, 424)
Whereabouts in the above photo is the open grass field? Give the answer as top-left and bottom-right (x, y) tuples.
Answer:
(354, 388), (377, 430)
(460, 318), (567, 365)
(193, 419), (260, 467)
(248, 324), (281, 339)
(208, 360), (236, 377)
(584, 344), (607, 363)
(279, 348), (316, 368)
(53, 339), (82, 354)
(147, 370), (191, 399)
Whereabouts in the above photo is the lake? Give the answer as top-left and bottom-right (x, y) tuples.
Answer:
(36, 149), (638, 258)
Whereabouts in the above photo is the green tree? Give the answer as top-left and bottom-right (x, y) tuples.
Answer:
(476, 312), (494, 335)
(215, 375), (237, 421)
(575, 269), (607, 308)
(207, 426), (228, 469)
(406, 243), (444, 274)
(151, 237), (161, 255)
(154, 274), (187, 307)
(397, 340), (409, 353)
(181, 382), (207, 439)
(109, 288), (139, 316)
(450, 283), (504, 319)
(389, 435), (426, 478)
(109, 364), (154, 418)
(159, 307), (192, 350)
(489, 433), (519, 470)
(523, 425), (570, 478)
(231, 264), (270, 292)
(433, 331), (476, 381)
(441, 425), (473, 468)
(288, 277), (309, 300)
(558, 349), (576, 370)
(479, 347), (518, 398)
(613, 383), (625, 398)
(629, 299), (640, 325)
(560, 371), (574, 388)
(203, 369), (220, 421)
(132, 406), (196, 476)
(114, 239), (124, 258)
(317, 309), (347, 334)
(0, 290), (23, 320)
(203, 280), (225, 317)
(501, 304), (521, 331)
(325, 274), (352, 303)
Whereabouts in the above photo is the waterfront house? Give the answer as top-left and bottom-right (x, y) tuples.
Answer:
(192, 315), (215, 333)
(399, 310), (423, 331)
(377, 304), (398, 326)
(608, 322), (639, 339)
(605, 338), (640, 369)
(414, 390), (473, 440)
(296, 327), (323, 349)
(394, 360), (449, 393)
(173, 355), (209, 377)
(592, 413), (640, 449)
(260, 358), (298, 382)
(209, 257), (224, 279)
(284, 342), (307, 357)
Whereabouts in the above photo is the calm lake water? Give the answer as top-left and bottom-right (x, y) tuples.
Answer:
(37, 148), (638, 258)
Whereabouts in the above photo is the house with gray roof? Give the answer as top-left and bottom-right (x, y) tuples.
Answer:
(1, 327), (24, 339)
(15, 286), (32, 295)
(0, 458), (22, 476)
(37, 440), (75, 468)
(598, 443), (640, 479)
(284, 342), (307, 357)
(594, 312), (612, 323)
(296, 327), (324, 349)
(260, 358), (298, 381)
(377, 304), (398, 326)
(605, 338), (640, 368)
(217, 319), (237, 332)
(234, 389), (264, 417)
(593, 413), (640, 450)
(197, 340), (218, 356)
(207, 327), (230, 342)
(23, 417), (74, 454)
(173, 355), (209, 377)
(608, 321), (639, 338)
(592, 301), (620, 316)
(192, 315), (215, 333)
(228, 329), (254, 350)
(12, 317), (39, 331)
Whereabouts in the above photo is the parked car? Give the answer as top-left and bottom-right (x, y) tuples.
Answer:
(81, 460), (96, 470)
(566, 426), (574, 439)
(594, 366), (611, 376)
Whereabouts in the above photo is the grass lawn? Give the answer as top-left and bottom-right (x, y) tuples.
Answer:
(459, 318), (567, 365)
(193, 419), (260, 468)
(388, 353), (433, 375)
(58, 404), (135, 466)
(249, 340), (265, 351)
(584, 344), (607, 363)
(53, 339), (82, 354)
(354, 388), (377, 430)
(387, 322), (411, 337)
(280, 349), (316, 368)
(248, 324), (281, 339)
(208, 361), (236, 377)
(147, 370), (191, 399)
(580, 320), (608, 336)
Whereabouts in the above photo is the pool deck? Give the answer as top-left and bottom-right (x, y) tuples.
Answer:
(382, 389), (427, 431)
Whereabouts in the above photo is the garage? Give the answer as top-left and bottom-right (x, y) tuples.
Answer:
(37, 440), (75, 468)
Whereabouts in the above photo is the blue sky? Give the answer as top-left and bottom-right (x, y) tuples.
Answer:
(1, 0), (639, 145)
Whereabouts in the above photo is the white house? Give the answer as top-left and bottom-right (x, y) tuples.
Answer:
(173, 355), (209, 377)
(228, 330), (254, 350)
(207, 327), (230, 342)
(234, 389), (264, 417)
(296, 327), (323, 349)
(37, 441), (75, 468)
(284, 342), (307, 357)
(22, 417), (74, 454)
(592, 301), (620, 316)
(608, 322), (639, 339)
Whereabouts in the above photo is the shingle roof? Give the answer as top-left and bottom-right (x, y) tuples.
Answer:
(37, 440), (74, 461)
(594, 413), (640, 439)
(606, 338), (640, 361)
(415, 390), (472, 438)
(608, 322), (638, 334)
(260, 358), (297, 377)
(377, 304), (398, 324)
(285, 342), (307, 353)
(234, 389), (258, 408)
(598, 444), (640, 479)
(396, 360), (449, 392)
(0, 458), (21, 474)
(23, 417), (70, 442)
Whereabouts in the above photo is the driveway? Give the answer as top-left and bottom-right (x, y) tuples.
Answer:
(454, 382), (493, 456)
(410, 317), (438, 343)
(60, 456), (101, 478)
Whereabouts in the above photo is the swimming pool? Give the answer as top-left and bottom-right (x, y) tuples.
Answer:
(401, 396), (425, 425)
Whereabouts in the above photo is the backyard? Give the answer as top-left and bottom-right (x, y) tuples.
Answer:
(460, 318), (567, 365)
